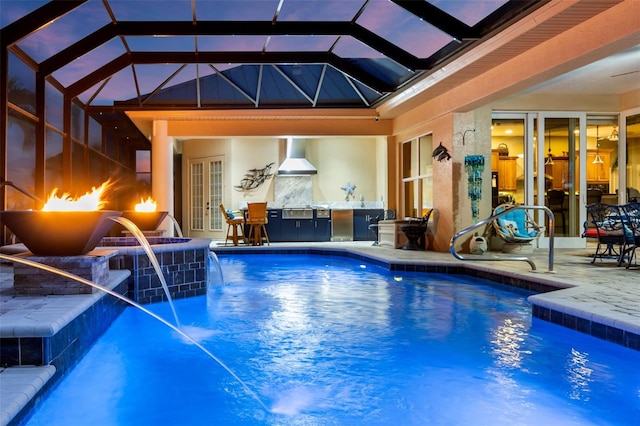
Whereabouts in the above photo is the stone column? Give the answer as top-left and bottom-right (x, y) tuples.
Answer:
(151, 120), (174, 236)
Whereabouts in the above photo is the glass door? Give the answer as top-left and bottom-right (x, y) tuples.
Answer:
(491, 114), (530, 208)
(537, 113), (586, 247)
(188, 156), (224, 238)
(622, 110), (640, 202)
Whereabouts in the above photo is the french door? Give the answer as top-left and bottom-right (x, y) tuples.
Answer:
(536, 113), (587, 248)
(493, 112), (589, 248)
(188, 156), (224, 238)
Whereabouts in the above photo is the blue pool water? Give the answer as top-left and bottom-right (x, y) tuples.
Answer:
(24, 254), (640, 425)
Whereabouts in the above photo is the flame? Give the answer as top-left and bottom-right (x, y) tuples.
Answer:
(42, 181), (111, 211)
(135, 197), (157, 212)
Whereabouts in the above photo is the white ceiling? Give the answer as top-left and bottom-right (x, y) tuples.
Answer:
(521, 44), (640, 96)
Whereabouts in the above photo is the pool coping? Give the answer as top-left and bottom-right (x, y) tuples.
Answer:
(1, 243), (638, 425)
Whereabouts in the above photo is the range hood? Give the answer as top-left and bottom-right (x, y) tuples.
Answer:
(278, 138), (317, 175)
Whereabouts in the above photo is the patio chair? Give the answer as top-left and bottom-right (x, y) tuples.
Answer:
(246, 202), (270, 246)
(618, 202), (640, 268)
(492, 204), (543, 244)
(584, 203), (630, 264)
(219, 204), (247, 246)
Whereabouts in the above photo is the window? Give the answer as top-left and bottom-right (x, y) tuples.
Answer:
(209, 159), (223, 230)
(135, 150), (151, 196)
(402, 134), (433, 218)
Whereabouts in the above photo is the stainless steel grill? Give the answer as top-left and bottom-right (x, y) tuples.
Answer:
(282, 208), (313, 219)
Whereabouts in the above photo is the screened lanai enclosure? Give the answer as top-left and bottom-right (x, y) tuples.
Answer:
(1, 0), (547, 245)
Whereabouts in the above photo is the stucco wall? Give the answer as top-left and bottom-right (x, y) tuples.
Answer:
(181, 136), (384, 238)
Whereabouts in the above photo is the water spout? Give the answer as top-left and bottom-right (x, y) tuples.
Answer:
(0, 252), (269, 412)
(167, 213), (183, 237)
(110, 216), (181, 328)
(207, 251), (225, 307)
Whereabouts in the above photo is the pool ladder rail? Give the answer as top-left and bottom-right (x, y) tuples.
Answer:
(450, 205), (555, 272)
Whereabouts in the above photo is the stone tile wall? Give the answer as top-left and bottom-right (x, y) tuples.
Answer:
(100, 237), (210, 304)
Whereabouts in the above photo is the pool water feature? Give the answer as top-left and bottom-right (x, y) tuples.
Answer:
(110, 216), (180, 327)
(22, 254), (640, 425)
(0, 251), (267, 414)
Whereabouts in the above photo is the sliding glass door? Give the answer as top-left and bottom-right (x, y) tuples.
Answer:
(494, 111), (623, 248)
(537, 114), (585, 245)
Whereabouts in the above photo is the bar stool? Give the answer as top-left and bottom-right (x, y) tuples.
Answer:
(246, 202), (270, 246)
(219, 204), (247, 246)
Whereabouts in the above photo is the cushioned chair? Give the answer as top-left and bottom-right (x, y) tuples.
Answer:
(584, 203), (630, 264)
(246, 202), (270, 246)
(618, 202), (640, 268)
(219, 203), (247, 246)
(492, 204), (542, 244)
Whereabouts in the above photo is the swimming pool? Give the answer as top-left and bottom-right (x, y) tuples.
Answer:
(22, 254), (640, 425)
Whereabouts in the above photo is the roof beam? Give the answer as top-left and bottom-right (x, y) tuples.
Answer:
(67, 54), (131, 98)
(65, 50), (395, 98)
(35, 19), (425, 85)
(138, 52), (394, 92)
(389, 0), (474, 41)
(114, 20), (427, 70)
(39, 24), (118, 75)
(0, 0), (87, 48)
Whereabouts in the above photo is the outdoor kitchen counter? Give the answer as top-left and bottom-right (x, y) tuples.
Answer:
(249, 207), (383, 243)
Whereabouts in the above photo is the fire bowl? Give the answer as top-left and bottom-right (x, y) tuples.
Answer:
(120, 211), (168, 231)
(0, 210), (122, 256)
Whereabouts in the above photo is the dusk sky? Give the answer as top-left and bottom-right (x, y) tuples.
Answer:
(2, 0), (509, 106)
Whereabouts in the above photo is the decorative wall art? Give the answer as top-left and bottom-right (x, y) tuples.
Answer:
(235, 162), (274, 191)
(455, 128), (476, 145)
(432, 142), (451, 162)
(341, 181), (357, 201)
(464, 155), (485, 223)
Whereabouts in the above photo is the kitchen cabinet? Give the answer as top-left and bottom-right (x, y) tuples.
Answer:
(496, 157), (518, 191)
(280, 218), (315, 241)
(584, 149), (611, 183)
(545, 150), (611, 191)
(260, 209), (379, 242)
(545, 157), (570, 191)
(264, 209), (282, 242)
(314, 217), (331, 241)
(491, 151), (499, 172)
(353, 209), (383, 241)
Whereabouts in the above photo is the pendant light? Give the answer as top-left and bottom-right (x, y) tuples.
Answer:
(544, 129), (554, 165)
(593, 125), (604, 165)
(609, 126), (619, 141)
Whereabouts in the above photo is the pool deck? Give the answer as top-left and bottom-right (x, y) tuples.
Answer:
(1, 241), (639, 425)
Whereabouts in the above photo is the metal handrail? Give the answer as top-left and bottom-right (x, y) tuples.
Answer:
(0, 180), (44, 204)
(449, 205), (555, 272)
